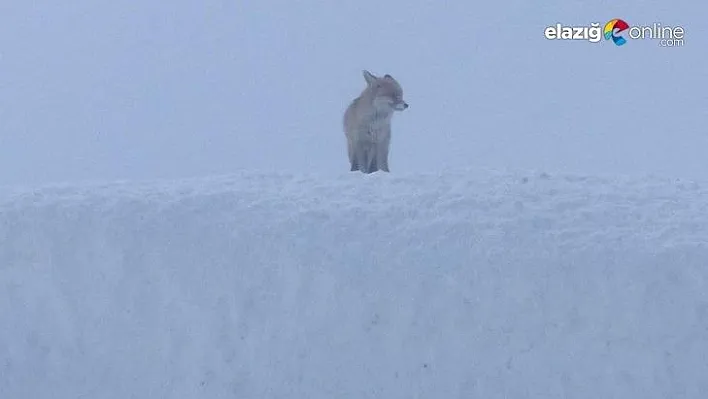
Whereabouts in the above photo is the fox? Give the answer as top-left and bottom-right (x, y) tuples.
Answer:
(343, 70), (408, 173)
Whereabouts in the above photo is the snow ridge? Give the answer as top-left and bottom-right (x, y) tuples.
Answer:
(1, 170), (707, 398)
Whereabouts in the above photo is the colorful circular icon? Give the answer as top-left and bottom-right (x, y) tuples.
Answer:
(604, 19), (630, 46)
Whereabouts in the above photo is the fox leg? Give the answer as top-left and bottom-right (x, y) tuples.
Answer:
(351, 141), (374, 173)
(366, 142), (382, 173)
(376, 139), (390, 172)
(348, 140), (359, 171)
(350, 140), (370, 172)
(373, 135), (390, 172)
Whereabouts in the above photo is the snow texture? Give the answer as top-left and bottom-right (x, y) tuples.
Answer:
(2, 169), (708, 398)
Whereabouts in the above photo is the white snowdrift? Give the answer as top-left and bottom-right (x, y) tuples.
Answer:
(1, 170), (707, 398)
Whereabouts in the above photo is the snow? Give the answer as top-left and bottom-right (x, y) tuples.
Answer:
(2, 169), (708, 398)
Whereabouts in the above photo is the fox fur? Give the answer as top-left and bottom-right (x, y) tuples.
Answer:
(343, 70), (408, 173)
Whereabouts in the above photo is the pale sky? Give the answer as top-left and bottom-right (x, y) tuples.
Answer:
(0, 0), (705, 186)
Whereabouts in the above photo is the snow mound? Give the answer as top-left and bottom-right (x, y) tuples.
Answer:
(1, 170), (707, 398)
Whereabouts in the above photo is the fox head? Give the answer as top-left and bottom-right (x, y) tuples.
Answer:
(362, 70), (409, 112)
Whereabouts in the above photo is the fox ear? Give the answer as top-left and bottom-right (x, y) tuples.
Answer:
(362, 70), (378, 86)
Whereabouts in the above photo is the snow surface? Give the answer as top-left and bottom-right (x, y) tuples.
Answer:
(2, 169), (708, 398)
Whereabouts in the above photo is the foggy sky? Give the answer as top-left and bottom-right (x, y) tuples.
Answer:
(1, 0), (705, 186)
